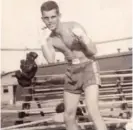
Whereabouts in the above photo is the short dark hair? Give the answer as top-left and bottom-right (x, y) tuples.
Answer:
(40, 1), (59, 15)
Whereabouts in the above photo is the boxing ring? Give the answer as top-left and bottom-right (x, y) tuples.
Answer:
(1, 69), (132, 130)
(1, 37), (132, 130)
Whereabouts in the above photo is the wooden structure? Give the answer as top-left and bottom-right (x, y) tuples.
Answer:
(1, 51), (132, 104)
(1, 68), (132, 130)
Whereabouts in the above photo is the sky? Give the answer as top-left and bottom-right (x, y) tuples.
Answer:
(1, 0), (132, 72)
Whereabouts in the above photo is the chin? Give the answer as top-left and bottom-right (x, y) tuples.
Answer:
(48, 25), (57, 31)
(50, 28), (55, 31)
(50, 27), (56, 31)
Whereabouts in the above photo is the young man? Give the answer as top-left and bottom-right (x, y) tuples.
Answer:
(40, 1), (107, 130)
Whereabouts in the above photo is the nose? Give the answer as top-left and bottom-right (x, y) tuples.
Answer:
(48, 18), (53, 23)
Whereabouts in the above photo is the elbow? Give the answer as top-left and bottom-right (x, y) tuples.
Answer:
(48, 61), (55, 64)
(46, 58), (55, 64)
(46, 56), (55, 64)
(92, 47), (97, 55)
(88, 45), (97, 55)
(90, 39), (97, 53)
(86, 39), (97, 55)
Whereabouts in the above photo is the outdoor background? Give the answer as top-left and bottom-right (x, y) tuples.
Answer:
(1, 0), (132, 72)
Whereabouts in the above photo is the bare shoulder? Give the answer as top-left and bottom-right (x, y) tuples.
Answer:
(46, 37), (59, 51)
(63, 21), (86, 32)
(70, 21), (84, 29)
(63, 21), (80, 26)
(72, 21), (83, 28)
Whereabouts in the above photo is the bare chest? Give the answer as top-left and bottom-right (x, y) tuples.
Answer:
(52, 37), (70, 52)
(52, 33), (81, 52)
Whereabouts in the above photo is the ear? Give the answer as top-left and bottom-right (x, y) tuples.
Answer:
(59, 13), (61, 18)
(41, 17), (47, 29)
(41, 17), (44, 21)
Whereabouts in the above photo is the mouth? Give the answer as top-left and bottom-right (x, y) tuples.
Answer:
(48, 24), (55, 29)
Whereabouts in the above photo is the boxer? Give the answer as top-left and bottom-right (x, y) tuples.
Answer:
(40, 1), (107, 130)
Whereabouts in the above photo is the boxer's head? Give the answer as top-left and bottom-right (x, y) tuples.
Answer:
(41, 1), (61, 31)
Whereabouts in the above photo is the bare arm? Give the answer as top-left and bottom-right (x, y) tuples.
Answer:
(72, 25), (97, 56)
(41, 38), (56, 64)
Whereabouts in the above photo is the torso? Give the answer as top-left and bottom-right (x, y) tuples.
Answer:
(49, 22), (94, 63)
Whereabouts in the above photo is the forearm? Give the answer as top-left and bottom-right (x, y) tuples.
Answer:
(73, 26), (97, 56)
(81, 35), (97, 56)
(41, 43), (55, 64)
(40, 29), (55, 64)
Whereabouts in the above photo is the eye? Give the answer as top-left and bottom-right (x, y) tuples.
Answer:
(51, 16), (56, 19)
(43, 17), (48, 20)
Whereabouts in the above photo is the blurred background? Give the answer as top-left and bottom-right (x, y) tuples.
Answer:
(1, 0), (132, 72)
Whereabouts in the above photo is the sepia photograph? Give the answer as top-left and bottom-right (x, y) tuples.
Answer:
(1, 0), (132, 130)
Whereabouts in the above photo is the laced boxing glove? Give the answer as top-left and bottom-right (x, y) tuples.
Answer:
(15, 52), (38, 87)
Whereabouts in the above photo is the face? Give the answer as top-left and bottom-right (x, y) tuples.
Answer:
(42, 9), (60, 31)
